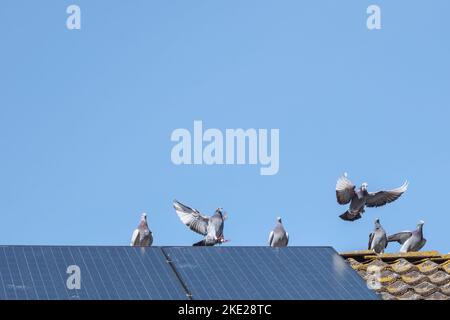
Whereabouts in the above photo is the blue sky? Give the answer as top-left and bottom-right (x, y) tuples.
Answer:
(0, 1), (449, 253)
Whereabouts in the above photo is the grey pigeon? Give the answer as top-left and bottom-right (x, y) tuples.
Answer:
(388, 221), (426, 253)
(130, 213), (153, 247)
(368, 218), (388, 253)
(336, 173), (408, 221)
(173, 200), (228, 246)
(268, 217), (289, 247)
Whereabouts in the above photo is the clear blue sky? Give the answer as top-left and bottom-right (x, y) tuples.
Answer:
(1, 1), (449, 253)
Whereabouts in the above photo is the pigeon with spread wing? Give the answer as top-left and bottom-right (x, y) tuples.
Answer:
(173, 200), (228, 246)
(336, 173), (408, 221)
(388, 221), (426, 253)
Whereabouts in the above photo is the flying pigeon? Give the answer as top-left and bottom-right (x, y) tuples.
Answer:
(368, 218), (388, 254)
(336, 173), (408, 221)
(130, 213), (153, 247)
(173, 200), (228, 246)
(387, 221), (426, 253)
(269, 217), (289, 247)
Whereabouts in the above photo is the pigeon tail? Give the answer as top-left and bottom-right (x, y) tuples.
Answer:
(339, 210), (362, 222)
(193, 240), (207, 247)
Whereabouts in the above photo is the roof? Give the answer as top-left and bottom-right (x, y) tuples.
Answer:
(341, 250), (450, 300)
(0, 246), (379, 300)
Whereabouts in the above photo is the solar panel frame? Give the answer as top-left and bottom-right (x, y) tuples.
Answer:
(163, 246), (380, 300)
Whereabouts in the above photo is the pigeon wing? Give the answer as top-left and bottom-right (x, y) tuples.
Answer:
(173, 200), (209, 236)
(387, 231), (412, 244)
(336, 174), (356, 205)
(366, 181), (408, 208)
(130, 229), (140, 246)
(268, 231), (274, 246)
(368, 232), (374, 250)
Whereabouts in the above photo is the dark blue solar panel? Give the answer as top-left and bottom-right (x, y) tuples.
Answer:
(163, 247), (380, 300)
(0, 246), (188, 300)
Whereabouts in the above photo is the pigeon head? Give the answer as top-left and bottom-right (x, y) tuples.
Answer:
(141, 213), (147, 221)
(374, 218), (381, 227)
(360, 183), (368, 191)
(216, 208), (224, 216)
(417, 220), (425, 228)
(277, 217), (282, 223)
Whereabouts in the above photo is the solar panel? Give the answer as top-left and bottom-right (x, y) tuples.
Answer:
(163, 246), (380, 300)
(0, 246), (188, 300)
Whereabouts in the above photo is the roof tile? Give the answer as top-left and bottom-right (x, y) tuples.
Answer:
(386, 281), (410, 295)
(342, 251), (450, 300)
(365, 259), (388, 271)
(398, 290), (424, 300)
(425, 292), (450, 300)
(401, 271), (427, 286)
(428, 271), (450, 286)
(417, 260), (440, 275)
(441, 282), (450, 295)
(442, 261), (450, 275)
(413, 281), (439, 296)
(391, 258), (417, 274)
(379, 270), (400, 286)
(380, 292), (397, 300)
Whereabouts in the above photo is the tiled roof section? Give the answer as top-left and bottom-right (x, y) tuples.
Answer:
(341, 251), (450, 300)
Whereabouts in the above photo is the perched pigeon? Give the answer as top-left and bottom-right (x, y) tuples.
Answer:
(368, 218), (388, 254)
(268, 217), (289, 247)
(388, 221), (426, 253)
(130, 213), (153, 247)
(336, 173), (408, 221)
(173, 200), (228, 246)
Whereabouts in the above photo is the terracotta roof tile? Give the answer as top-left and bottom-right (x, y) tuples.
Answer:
(366, 259), (388, 271)
(428, 271), (450, 286)
(386, 281), (410, 295)
(441, 282), (450, 295)
(341, 251), (450, 300)
(398, 290), (424, 300)
(391, 258), (417, 274)
(401, 271), (427, 286)
(413, 282), (438, 296)
(380, 292), (397, 300)
(425, 292), (449, 300)
(379, 270), (400, 286)
(417, 260), (440, 275)
(442, 261), (450, 274)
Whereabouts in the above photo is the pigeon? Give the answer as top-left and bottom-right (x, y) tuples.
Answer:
(388, 221), (427, 253)
(336, 173), (408, 221)
(130, 213), (153, 247)
(368, 218), (388, 254)
(173, 200), (228, 246)
(269, 217), (289, 247)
